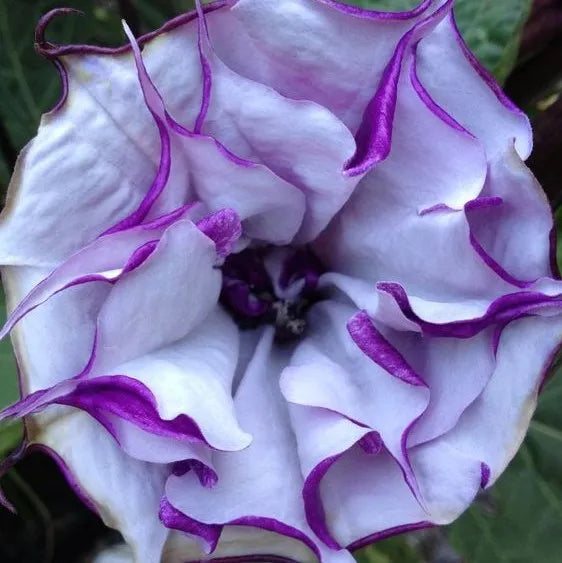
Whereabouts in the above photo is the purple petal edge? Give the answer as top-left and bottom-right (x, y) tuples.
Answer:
(315, 0), (431, 20)
(410, 44), (473, 136)
(347, 521), (434, 552)
(480, 462), (491, 488)
(378, 282), (562, 339)
(55, 375), (208, 445)
(160, 497), (222, 552)
(160, 498), (323, 561)
(302, 454), (343, 550)
(347, 311), (427, 387)
(449, 11), (523, 115)
(344, 0), (453, 176)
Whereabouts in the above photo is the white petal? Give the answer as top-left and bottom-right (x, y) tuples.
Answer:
(28, 409), (168, 563)
(93, 220), (220, 372)
(112, 307), (251, 452)
(0, 52), (159, 265)
(437, 313), (562, 485)
(416, 12), (532, 160)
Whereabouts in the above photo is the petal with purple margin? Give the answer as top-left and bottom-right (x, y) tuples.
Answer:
(125, 21), (306, 245)
(315, 46), (507, 306)
(416, 11), (532, 160)
(92, 219), (220, 373)
(434, 313), (562, 486)
(282, 301), (429, 504)
(207, 0), (431, 132)
(466, 143), (553, 283)
(0, 50), (160, 265)
(151, 1), (359, 243)
(100, 307), (251, 454)
(3, 266), (107, 393)
(26, 409), (169, 562)
(0, 204), (197, 340)
(163, 327), (354, 562)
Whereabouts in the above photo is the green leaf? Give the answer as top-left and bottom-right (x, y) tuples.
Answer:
(453, 0), (532, 84)
(449, 361), (562, 563)
(0, 286), (22, 456)
(345, 0), (532, 83)
(348, 0), (421, 10)
(355, 536), (421, 563)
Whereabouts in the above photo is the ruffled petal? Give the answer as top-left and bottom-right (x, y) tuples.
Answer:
(435, 313), (562, 485)
(3, 266), (106, 393)
(207, 0), (432, 131)
(125, 19), (307, 245)
(0, 50), (160, 265)
(416, 11), (532, 160)
(27, 410), (168, 562)
(281, 301), (429, 539)
(163, 327), (354, 562)
(315, 33), (508, 306)
(0, 218), (222, 425)
(93, 219), (220, 372)
(146, 3), (358, 243)
(466, 143), (554, 284)
(73, 307), (251, 457)
(0, 204), (197, 340)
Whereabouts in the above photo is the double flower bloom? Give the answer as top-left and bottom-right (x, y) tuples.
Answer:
(0, 1), (560, 562)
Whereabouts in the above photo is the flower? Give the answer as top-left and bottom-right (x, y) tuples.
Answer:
(0, 0), (561, 561)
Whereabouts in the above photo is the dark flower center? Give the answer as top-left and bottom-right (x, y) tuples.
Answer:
(220, 247), (325, 341)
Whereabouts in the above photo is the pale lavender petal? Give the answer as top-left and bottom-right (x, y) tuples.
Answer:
(27, 410), (168, 562)
(208, 0), (432, 132)
(0, 48), (161, 265)
(163, 327), (354, 562)
(92, 219), (221, 373)
(127, 22), (307, 244)
(416, 11), (532, 160)
(466, 144), (554, 283)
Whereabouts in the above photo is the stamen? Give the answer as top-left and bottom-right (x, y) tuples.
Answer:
(220, 247), (324, 341)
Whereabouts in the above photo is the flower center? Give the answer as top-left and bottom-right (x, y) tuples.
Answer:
(220, 247), (325, 341)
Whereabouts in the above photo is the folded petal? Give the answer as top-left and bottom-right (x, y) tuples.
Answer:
(163, 327), (354, 562)
(0, 218), (222, 425)
(0, 204), (196, 340)
(466, 144), (554, 283)
(93, 219), (220, 372)
(416, 11), (532, 160)
(0, 50), (160, 265)
(27, 410), (169, 562)
(208, 0), (432, 131)
(316, 40), (508, 306)
(150, 4), (358, 243)
(435, 313), (562, 485)
(126, 19), (306, 245)
(2, 266), (106, 393)
(306, 422), (481, 549)
(64, 307), (251, 460)
(282, 301), (428, 504)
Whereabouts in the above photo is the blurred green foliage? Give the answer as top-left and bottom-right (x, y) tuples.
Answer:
(0, 1), (560, 562)
(0, 288), (22, 455)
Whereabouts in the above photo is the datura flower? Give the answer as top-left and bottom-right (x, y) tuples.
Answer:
(0, 0), (561, 561)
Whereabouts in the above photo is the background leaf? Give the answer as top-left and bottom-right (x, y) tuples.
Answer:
(355, 536), (421, 563)
(0, 288), (22, 455)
